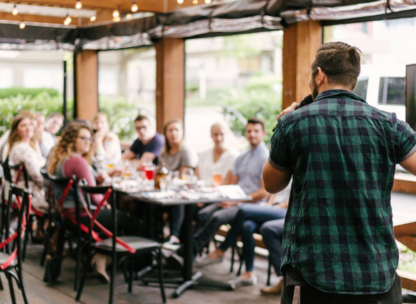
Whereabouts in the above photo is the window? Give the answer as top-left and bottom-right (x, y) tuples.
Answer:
(378, 77), (405, 105)
(23, 68), (62, 91)
(353, 78), (368, 100)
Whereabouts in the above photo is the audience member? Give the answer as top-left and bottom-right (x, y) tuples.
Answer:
(176, 118), (269, 260)
(122, 115), (164, 169)
(91, 113), (122, 168)
(7, 112), (48, 215)
(45, 112), (64, 136)
(159, 118), (198, 244)
(195, 122), (239, 186)
(47, 122), (140, 283)
(34, 112), (56, 158)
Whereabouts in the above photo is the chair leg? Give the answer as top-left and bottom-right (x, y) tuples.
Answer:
(5, 271), (17, 304)
(230, 244), (235, 273)
(15, 269), (29, 304)
(22, 217), (32, 262)
(128, 256), (134, 293)
(267, 258), (272, 286)
(74, 240), (82, 291)
(75, 252), (91, 302)
(157, 248), (166, 304)
(109, 252), (116, 304)
(237, 246), (243, 277)
(0, 274), (4, 290)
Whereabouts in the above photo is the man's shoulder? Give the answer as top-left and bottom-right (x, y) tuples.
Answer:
(152, 133), (165, 144)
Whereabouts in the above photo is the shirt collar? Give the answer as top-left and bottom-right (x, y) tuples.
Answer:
(314, 89), (367, 104)
(250, 142), (266, 154)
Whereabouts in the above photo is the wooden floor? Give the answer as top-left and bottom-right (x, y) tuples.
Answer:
(0, 244), (281, 304)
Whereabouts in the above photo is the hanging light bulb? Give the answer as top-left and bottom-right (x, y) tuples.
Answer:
(131, 0), (138, 12)
(75, 0), (82, 9)
(205, 0), (211, 3)
(19, 18), (25, 29)
(193, 0), (198, 4)
(90, 15), (96, 22)
(113, 15), (121, 22)
(177, 0), (184, 4)
(113, 10), (120, 18)
(12, 4), (18, 16)
(126, 13), (132, 19)
(64, 15), (72, 25)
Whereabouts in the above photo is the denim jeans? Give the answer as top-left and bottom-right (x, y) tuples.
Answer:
(259, 219), (285, 276)
(218, 204), (287, 272)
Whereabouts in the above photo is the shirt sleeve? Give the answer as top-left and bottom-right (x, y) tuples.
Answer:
(149, 134), (165, 157)
(269, 122), (292, 171)
(395, 119), (416, 163)
(129, 138), (141, 155)
(232, 154), (241, 176)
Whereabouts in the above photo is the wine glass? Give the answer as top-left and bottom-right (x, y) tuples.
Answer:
(181, 168), (194, 183)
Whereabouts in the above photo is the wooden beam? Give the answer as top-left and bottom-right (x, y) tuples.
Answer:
(75, 50), (98, 121)
(155, 38), (185, 134)
(0, 12), (80, 25)
(282, 20), (322, 110)
(397, 270), (416, 292)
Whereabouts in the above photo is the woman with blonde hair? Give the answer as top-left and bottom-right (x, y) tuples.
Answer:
(48, 121), (140, 283)
(91, 113), (121, 168)
(159, 118), (198, 244)
(8, 111), (48, 214)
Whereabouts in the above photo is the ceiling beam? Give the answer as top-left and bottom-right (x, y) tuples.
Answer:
(0, 11), (79, 25)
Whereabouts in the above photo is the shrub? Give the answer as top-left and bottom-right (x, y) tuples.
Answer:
(0, 87), (59, 99)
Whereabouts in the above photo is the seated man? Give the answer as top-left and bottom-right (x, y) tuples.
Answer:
(34, 112), (56, 158)
(122, 114), (164, 169)
(45, 112), (64, 137)
(178, 118), (269, 259)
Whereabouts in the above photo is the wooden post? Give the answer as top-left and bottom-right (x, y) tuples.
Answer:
(74, 50), (98, 121)
(155, 38), (185, 134)
(282, 20), (322, 110)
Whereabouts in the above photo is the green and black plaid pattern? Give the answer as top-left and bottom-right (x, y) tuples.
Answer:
(269, 90), (416, 295)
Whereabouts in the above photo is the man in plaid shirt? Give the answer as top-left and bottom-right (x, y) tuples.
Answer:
(263, 42), (416, 303)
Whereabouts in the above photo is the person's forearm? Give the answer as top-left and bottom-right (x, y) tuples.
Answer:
(247, 189), (269, 203)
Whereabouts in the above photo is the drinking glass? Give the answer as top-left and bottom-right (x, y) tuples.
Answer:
(212, 172), (223, 186)
(144, 164), (156, 181)
(181, 168), (194, 183)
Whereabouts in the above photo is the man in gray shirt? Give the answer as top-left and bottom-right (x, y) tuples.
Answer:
(179, 118), (269, 258)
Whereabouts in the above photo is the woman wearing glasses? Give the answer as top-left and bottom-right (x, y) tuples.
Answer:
(47, 122), (139, 283)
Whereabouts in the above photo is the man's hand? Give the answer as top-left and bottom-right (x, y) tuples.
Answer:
(276, 102), (299, 122)
(219, 201), (239, 209)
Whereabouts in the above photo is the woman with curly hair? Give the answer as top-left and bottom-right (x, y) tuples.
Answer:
(47, 121), (140, 283)
(8, 111), (49, 214)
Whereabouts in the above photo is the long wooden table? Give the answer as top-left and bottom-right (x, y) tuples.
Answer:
(128, 191), (251, 298)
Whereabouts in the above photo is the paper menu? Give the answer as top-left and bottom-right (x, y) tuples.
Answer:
(217, 185), (248, 200)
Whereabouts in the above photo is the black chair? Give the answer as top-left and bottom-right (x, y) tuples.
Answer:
(76, 185), (166, 304)
(0, 184), (31, 304)
(47, 174), (84, 291)
(39, 169), (55, 267)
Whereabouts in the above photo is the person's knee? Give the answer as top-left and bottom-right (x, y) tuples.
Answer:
(242, 220), (256, 236)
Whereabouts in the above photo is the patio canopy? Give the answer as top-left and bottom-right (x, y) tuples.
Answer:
(1, 0), (416, 51)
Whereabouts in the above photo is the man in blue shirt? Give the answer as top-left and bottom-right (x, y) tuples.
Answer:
(122, 115), (164, 169)
(188, 118), (269, 258)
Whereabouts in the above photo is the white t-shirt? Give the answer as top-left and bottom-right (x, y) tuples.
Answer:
(197, 147), (239, 186)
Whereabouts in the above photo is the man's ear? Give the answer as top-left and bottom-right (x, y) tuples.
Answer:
(316, 67), (327, 86)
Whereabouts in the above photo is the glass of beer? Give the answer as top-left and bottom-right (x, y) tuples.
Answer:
(212, 172), (222, 186)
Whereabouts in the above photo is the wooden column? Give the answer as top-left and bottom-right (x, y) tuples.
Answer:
(282, 20), (322, 110)
(74, 50), (98, 121)
(155, 38), (185, 134)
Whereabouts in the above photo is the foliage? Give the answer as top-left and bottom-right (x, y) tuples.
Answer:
(99, 96), (140, 141)
(221, 86), (281, 146)
(398, 243), (416, 274)
(0, 87), (59, 99)
(0, 93), (72, 137)
(186, 83), (199, 92)
(222, 34), (261, 58)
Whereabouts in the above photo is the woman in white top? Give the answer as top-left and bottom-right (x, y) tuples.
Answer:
(195, 122), (239, 186)
(91, 113), (122, 168)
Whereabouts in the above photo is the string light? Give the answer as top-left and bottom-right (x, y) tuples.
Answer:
(113, 16), (120, 22)
(90, 15), (96, 22)
(19, 18), (25, 29)
(205, 0), (211, 3)
(75, 0), (82, 9)
(131, 0), (138, 12)
(177, 0), (184, 4)
(64, 15), (72, 25)
(126, 13), (132, 19)
(113, 10), (119, 18)
(193, 0), (198, 4)
(12, 4), (18, 16)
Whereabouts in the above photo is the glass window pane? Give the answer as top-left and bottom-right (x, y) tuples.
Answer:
(386, 77), (405, 105)
(354, 78), (368, 100)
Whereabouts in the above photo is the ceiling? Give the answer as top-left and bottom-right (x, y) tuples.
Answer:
(0, 0), (223, 27)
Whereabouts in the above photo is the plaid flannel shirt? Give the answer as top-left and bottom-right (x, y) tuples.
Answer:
(269, 90), (416, 295)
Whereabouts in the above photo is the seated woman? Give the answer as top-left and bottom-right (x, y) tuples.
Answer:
(8, 112), (49, 215)
(91, 113), (121, 169)
(197, 183), (291, 289)
(47, 122), (139, 283)
(159, 119), (198, 244)
(195, 122), (239, 186)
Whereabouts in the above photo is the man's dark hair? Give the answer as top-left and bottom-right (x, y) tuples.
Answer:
(311, 42), (361, 90)
(134, 114), (150, 123)
(47, 112), (64, 120)
(247, 117), (265, 131)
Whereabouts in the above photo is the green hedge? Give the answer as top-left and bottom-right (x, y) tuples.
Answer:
(0, 87), (59, 99)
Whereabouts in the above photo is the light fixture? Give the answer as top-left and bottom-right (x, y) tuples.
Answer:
(113, 9), (119, 18)
(75, 0), (82, 9)
(177, 0), (184, 4)
(126, 13), (132, 19)
(19, 18), (25, 29)
(131, 0), (138, 12)
(12, 4), (18, 16)
(113, 16), (120, 22)
(90, 15), (96, 22)
(64, 14), (72, 25)
(193, 0), (198, 4)
(205, 0), (211, 3)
